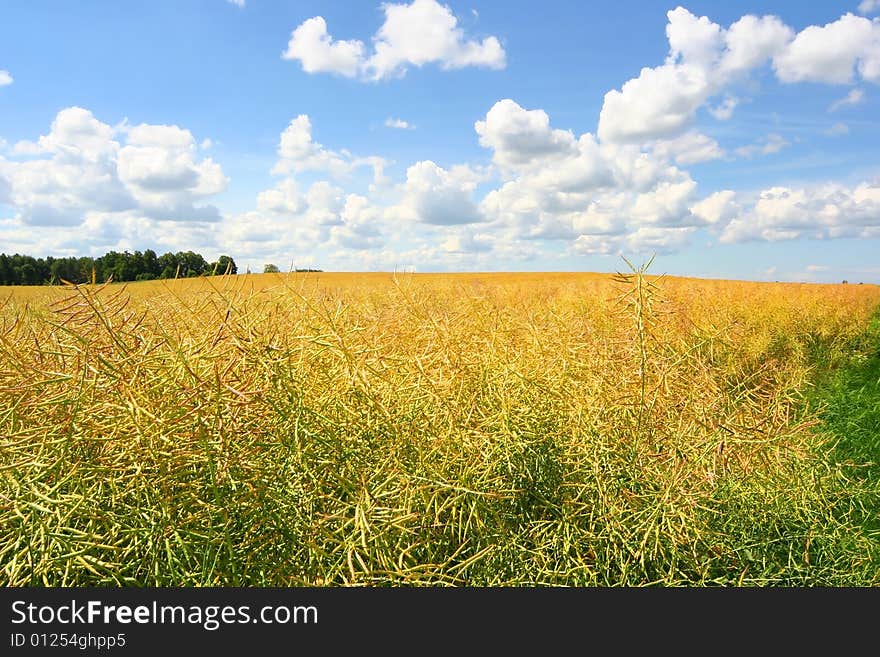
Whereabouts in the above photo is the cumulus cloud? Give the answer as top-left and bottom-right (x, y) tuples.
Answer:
(860, 0), (880, 15)
(828, 88), (865, 112)
(256, 178), (306, 215)
(0, 70), (12, 86)
(365, 0), (505, 79)
(440, 230), (494, 254)
(11, 140), (43, 155)
(118, 123), (227, 219)
(221, 116), (395, 260)
(281, 17), (365, 78)
(598, 7), (880, 144)
(690, 190), (740, 225)
(331, 194), (385, 249)
(388, 160), (484, 225)
(385, 117), (414, 130)
(282, 0), (505, 81)
(270, 114), (390, 185)
(222, 183), (389, 264)
(221, 181), (349, 256)
(572, 226), (696, 256)
(475, 100), (703, 250)
(650, 131), (724, 165)
(475, 99), (577, 170)
(773, 13), (880, 84)
(720, 181), (880, 243)
(271, 114), (350, 177)
(304, 180), (346, 227)
(598, 61), (714, 143)
(598, 9), (793, 143)
(0, 107), (226, 228)
(719, 14), (794, 75)
(665, 7), (724, 69)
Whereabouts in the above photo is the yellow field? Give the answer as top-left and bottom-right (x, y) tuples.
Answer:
(2, 271), (879, 585)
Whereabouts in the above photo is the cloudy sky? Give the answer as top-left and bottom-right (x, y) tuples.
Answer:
(2, 0), (880, 282)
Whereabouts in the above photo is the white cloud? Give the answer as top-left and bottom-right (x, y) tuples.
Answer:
(650, 131), (724, 165)
(117, 123), (227, 219)
(256, 178), (305, 215)
(824, 121), (850, 136)
(0, 107), (226, 228)
(219, 114), (400, 260)
(773, 13), (880, 84)
(626, 226), (696, 254)
(282, 0), (505, 81)
(708, 96), (738, 120)
(304, 181), (345, 227)
(475, 99), (577, 170)
(665, 6), (724, 69)
(357, 155), (392, 189)
(221, 182), (346, 256)
(224, 181), (388, 260)
(388, 160), (484, 225)
(13, 140), (48, 156)
(572, 226), (696, 256)
(734, 133), (789, 158)
(598, 9), (792, 143)
(860, 0), (880, 15)
(828, 88), (865, 112)
(0, 70), (12, 86)
(598, 8), (880, 145)
(629, 179), (699, 226)
(385, 117), (414, 130)
(37, 106), (118, 159)
(690, 190), (740, 225)
(227, 0), (245, 7)
(366, 0), (505, 79)
(269, 115), (391, 189)
(331, 194), (385, 249)
(222, 116), (398, 262)
(440, 231), (494, 254)
(719, 14), (793, 75)
(720, 181), (880, 243)
(476, 100), (701, 246)
(760, 133), (789, 154)
(598, 61), (714, 143)
(271, 114), (352, 177)
(0, 169), (12, 205)
(282, 16), (365, 78)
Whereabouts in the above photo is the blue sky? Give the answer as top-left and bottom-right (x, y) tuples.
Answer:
(1, 0), (880, 282)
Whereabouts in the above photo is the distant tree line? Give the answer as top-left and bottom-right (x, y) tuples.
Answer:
(262, 264), (323, 273)
(0, 251), (238, 286)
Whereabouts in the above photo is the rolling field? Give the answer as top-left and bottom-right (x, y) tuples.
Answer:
(1, 270), (879, 585)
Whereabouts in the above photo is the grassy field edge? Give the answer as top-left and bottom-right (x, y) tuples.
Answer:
(810, 308), (880, 575)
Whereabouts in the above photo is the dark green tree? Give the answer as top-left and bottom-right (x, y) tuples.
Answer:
(214, 255), (237, 275)
(0, 250), (242, 285)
